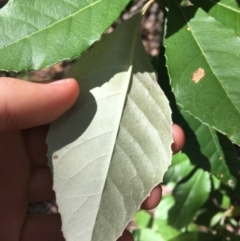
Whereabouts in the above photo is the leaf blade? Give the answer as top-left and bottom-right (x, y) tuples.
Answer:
(165, 0), (240, 145)
(169, 169), (211, 229)
(0, 0), (131, 71)
(157, 46), (239, 188)
(180, 109), (239, 188)
(192, 0), (240, 35)
(47, 14), (173, 241)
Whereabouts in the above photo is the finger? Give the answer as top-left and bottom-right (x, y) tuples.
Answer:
(117, 230), (133, 241)
(172, 124), (185, 154)
(22, 125), (49, 166)
(29, 167), (55, 203)
(0, 77), (79, 133)
(20, 214), (65, 241)
(141, 185), (162, 210)
(0, 131), (31, 241)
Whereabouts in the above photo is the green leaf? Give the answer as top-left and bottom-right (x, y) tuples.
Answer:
(153, 196), (181, 240)
(133, 229), (165, 241)
(157, 46), (239, 188)
(221, 194), (231, 209)
(135, 211), (152, 229)
(210, 212), (223, 227)
(180, 109), (239, 188)
(165, 0), (240, 145)
(46, 14), (173, 241)
(191, 0), (240, 35)
(0, 0), (131, 71)
(169, 169), (211, 229)
(164, 152), (194, 185)
(155, 195), (175, 221)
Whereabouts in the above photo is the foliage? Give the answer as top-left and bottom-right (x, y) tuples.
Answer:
(46, 14), (172, 241)
(1, 0), (240, 240)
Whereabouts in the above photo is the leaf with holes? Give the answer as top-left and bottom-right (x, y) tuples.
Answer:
(0, 0), (131, 71)
(165, 0), (240, 145)
(46, 14), (173, 241)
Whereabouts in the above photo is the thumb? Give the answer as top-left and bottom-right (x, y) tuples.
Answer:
(0, 77), (80, 133)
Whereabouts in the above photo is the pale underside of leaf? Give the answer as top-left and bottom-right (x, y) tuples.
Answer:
(47, 15), (172, 241)
(0, 0), (131, 71)
(166, 0), (240, 145)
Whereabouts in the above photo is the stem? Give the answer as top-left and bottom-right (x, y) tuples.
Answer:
(142, 0), (155, 15)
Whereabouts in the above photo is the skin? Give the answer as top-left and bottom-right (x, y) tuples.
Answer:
(0, 77), (185, 241)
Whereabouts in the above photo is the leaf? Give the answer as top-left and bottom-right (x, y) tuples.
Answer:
(220, 194), (231, 209)
(165, 0), (240, 145)
(155, 195), (175, 221)
(153, 196), (181, 240)
(168, 169), (211, 229)
(163, 152), (195, 185)
(133, 229), (165, 241)
(0, 0), (131, 72)
(158, 46), (240, 188)
(210, 212), (223, 227)
(180, 109), (240, 188)
(191, 0), (240, 35)
(135, 211), (152, 229)
(46, 14), (173, 241)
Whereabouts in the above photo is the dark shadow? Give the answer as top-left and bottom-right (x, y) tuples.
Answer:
(217, 132), (240, 186)
(0, 0), (8, 8)
(191, 0), (221, 12)
(237, 0), (240, 7)
(165, 0), (198, 39)
(166, 0), (225, 39)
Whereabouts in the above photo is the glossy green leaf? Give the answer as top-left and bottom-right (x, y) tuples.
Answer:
(158, 46), (239, 188)
(180, 109), (239, 188)
(153, 196), (180, 240)
(0, 0), (131, 71)
(169, 169), (211, 229)
(164, 152), (194, 185)
(192, 0), (240, 35)
(47, 14), (173, 241)
(165, 0), (240, 145)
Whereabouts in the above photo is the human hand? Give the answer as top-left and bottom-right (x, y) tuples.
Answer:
(0, 77), (79, 241)
(0, 77), (184, 241)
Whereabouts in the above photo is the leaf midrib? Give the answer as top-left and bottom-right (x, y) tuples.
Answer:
(175, 1), (240, 116)
(208, 0), (240, 13)
(91, 17), (140, 238)
(1, 0), (102, 49)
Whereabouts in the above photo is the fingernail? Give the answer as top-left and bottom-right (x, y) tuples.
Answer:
(49, 78), (72, 85)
